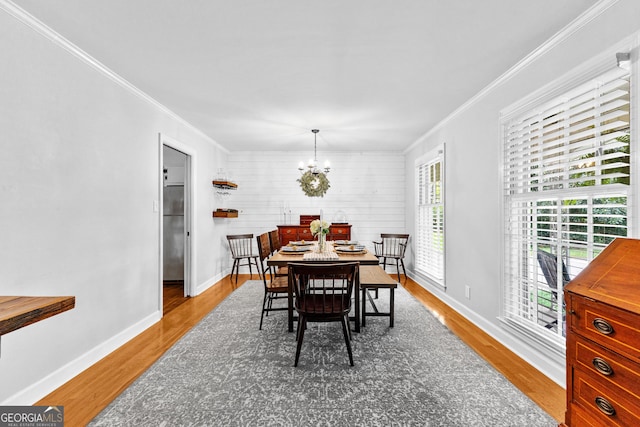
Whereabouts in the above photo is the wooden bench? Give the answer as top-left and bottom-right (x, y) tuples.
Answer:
(359, 265), (398, 327)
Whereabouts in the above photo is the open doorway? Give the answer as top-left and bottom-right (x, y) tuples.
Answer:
(159, 135), (195, 315)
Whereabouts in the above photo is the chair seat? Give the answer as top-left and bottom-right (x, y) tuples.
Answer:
(266, 277), (288, 292)
(296, 295), (350, 315)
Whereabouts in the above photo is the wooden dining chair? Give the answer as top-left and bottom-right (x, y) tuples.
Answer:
(268, 229), (288, 277)
(373, 233), (409, 283)
(256, 233), (288, 330)
(268, 229), (282, 254)
(226, 234), (260, 284)
(288, 262), (359, 367)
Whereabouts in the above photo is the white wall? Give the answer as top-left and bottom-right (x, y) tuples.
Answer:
(404, 0), (640, 386)
(0, 7), (229, 403)
(225, 151), (406, 260)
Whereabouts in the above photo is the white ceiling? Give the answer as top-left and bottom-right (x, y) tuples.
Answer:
(15, 0), (598, 153)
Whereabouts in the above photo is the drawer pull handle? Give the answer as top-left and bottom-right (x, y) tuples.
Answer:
(594, 396), (616, 417)
(592, 357), (614, 376)
(593, 318), (614, 335)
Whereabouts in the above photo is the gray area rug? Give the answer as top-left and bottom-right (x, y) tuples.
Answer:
(90, 281), (556, 426)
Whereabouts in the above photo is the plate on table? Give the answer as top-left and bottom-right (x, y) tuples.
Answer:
(335, 245), (366, 253)
(288, 241), (314, 246)
(335, 240), (358, 246)
(281, 246), (312, 253)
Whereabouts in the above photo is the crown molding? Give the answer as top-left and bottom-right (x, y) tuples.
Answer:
(404, 0), (620, 154)
(0, 0), (229, 154)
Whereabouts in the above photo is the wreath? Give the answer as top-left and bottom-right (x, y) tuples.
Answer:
(297, 171), (330, 197)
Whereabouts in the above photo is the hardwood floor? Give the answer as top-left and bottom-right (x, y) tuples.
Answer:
(36, 275), (565, 426)
(162, 281), (189, 315)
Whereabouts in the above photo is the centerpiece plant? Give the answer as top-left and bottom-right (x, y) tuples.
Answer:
(310, 219), (330, 252)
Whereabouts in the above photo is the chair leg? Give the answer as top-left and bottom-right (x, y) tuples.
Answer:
(231, 259), (239, 283)
(395, 259), (402, 283)
(247, 257), (254, 279)
(294, 316), (307, 367)
(253, 257), (262, 280)
(341, 315), (354, 366)
(259, 292), (268, 330)
(400, 258), (407, 282)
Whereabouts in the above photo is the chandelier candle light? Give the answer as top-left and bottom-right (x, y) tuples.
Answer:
(297, 129), (331, 197)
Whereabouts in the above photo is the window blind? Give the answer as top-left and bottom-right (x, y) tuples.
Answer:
(416, 148), (445, 284)
(502, 66), (631, 341)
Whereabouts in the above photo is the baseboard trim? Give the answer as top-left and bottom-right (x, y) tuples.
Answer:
(195, 272), (226, 295)
(406, 272), (566, 387)
(1, 311), (161, 405)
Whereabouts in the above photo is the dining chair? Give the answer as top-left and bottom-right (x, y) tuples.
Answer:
(288, 262), (359, 367)
(268, 229), (288, 277)
(256, 233), (289, 330)
(268, 229), (282, 254)
(536, 249), (570, 331)
(373, 234), (409, 283)
(226, 234), (260, 284)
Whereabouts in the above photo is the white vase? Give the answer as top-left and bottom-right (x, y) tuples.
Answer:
(318, 234), (326, 253)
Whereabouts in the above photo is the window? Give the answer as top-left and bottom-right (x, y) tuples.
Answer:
(502, 66), (631, 347)
(416, 145), (445, 286)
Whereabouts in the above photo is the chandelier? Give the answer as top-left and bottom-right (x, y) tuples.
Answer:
(297, 129), (331, 197)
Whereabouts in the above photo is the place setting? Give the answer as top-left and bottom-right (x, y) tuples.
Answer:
(334, 242), (367, 254)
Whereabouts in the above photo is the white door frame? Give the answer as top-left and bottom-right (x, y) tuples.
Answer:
(159, 134), (197, 306)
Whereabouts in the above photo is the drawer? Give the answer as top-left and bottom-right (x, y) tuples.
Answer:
(330, 227), (349, 236)
(568, 295), (640, 362)
(571, 334), (640, 400)
(298, 228), (313, 239)
(279, 227), (298, 237)
(278, 227), (298, 245)
(568, 402), (615, 427)
(572, 366), (640, 426)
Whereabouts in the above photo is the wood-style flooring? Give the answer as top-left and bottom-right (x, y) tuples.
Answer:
(36, 275), (565, 426)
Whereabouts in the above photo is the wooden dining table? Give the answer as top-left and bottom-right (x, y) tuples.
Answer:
(267, 242), (380, 333)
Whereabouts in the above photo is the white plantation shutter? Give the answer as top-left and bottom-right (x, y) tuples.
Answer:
(502, 66), (631, 345)
(416, 146), (445, 285)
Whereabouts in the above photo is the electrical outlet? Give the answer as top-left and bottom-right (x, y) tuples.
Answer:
(465, 285), (470, 299)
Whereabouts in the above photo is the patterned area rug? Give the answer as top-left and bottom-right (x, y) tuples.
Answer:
(90, 281), (556, 426)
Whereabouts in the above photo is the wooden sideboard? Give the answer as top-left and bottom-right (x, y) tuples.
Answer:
(563, 238), (640, 426)
(277, 223), (351, 245)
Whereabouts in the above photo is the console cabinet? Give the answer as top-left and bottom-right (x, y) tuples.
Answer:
(563, 238), (640, 426)
(277, 224), (351, 245)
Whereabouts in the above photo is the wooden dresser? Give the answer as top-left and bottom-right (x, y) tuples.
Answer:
(563, 238), (640, 426)
(277, 223), (351, 245)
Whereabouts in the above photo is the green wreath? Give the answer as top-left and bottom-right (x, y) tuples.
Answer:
(297, 171), (330, 197)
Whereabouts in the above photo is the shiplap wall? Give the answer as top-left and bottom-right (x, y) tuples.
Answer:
(224, 151), (406, 270)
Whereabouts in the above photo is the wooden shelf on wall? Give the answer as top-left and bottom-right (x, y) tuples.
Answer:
(213, 209), (238, 218)
(212, 180), (237, 190)
(212, 181), (238, 217)
(0, 296), (75, 336)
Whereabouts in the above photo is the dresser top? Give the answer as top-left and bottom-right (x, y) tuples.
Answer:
(565, 238), (640, 314)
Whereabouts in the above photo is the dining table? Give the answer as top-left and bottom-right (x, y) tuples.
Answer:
(267, 240), (380, 333)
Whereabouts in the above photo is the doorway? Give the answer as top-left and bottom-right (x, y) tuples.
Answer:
(159, 135), (195, 314)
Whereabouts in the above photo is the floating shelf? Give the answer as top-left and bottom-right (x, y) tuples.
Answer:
(212, 180), (237, 190)
(213, 209), (238, 218)
(0, 296), (75, 336)
(212, 181), (238, 217)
